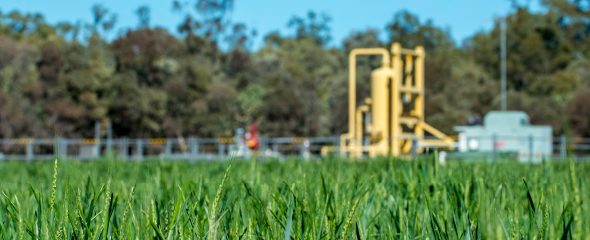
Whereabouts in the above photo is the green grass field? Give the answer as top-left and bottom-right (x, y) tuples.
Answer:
(0, 157), (587, 239)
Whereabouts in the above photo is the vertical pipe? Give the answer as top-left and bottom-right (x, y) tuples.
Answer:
(391, 43), (402, 156)
(349, 54), (357, 154)
(414, 47), (425, 151)
(371, 69), (391, 156)
(404, 55), (413, 101)
(347, 49), (391, 157)
(348, 53), (357, 157)
(356, 105), (369, 156)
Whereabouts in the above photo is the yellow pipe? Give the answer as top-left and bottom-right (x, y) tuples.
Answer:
(356, 105), (370, 144)
(347, 48), (391, 153)
(339, 133), (348, 157)
(400, 48), (419, 56)
(404, 55), (413, 102)
(414, 47), (425, 153)
(356, 105), (370, 157)
(370, 67), (393, 154)
(348, 48), (391, 136)
(420, 140), (454, 147)
(321, 146), (335, 156)
(340, 43), (450, 158)
(390, 43), (402, 156)
(417, 122), (455, 149)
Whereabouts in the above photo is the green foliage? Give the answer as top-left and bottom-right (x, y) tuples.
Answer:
(2, 0), (590, 139)
(237, 83), (266, 124)
(385, 10), (455, 53)
(287, 11), (332, 46)
(0, 158), (588, 239)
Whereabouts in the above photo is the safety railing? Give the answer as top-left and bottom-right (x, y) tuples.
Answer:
(0, 135), (588, 161)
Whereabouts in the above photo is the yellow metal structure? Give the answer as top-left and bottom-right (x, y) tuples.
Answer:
(339, 43), (454, 158)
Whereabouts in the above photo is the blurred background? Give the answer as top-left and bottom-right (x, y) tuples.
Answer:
(0, 0), (587, 139)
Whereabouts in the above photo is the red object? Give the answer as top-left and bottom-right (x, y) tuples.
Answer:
(494, 141), (505, 148)
(243, 124), (260, 149)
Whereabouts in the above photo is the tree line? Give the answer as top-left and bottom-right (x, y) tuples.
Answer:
(0, 0), (589, 139)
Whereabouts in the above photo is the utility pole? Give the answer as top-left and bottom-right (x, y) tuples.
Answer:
(501, 17), (507, 111)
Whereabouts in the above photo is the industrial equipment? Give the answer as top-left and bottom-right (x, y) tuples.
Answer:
(453, 111), (552, 162)
(338, 43), (454, 158)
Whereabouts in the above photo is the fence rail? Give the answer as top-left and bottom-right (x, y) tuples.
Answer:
(0, 135), (589, 161)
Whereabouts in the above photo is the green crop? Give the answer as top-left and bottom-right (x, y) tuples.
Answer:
(0, 156), (587, 239)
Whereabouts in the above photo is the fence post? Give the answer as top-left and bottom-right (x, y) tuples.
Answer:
(529, 135), (534, 163)
(59, 138), (68, 160)
(26, 141), (33, 162)
(299, 142), (304, 158)
(107, 122), (112, 155)
(335, 135), (341, 156)
(229, 144), (235, 158)
(273, 142), (279, 157)
(190, 137), (199, 161)
(218, 144), (225, 160)
(56, 137), (60, 159)
(121, 136), (128, 160)
(492, 134), (497, 161)
(303, 140), (311, 160)
(95, 121), (100, 158)
(260, 135), (266, 158)
(137, 140), (143, 161)
(118, 137), (123, 159)
(166, 139), (172, 159)
(560, 134), (566, 159)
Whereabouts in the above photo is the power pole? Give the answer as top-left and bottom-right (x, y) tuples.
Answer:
(501, 17), (507, 111)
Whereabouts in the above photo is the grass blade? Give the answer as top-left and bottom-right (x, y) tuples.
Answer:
(284, 204), (293, 240)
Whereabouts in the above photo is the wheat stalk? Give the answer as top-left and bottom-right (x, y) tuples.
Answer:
(342, 198), (360, 239)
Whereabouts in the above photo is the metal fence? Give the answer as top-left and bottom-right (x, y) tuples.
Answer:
(0, 136), (338, 161)
(0, 135), (589, 161)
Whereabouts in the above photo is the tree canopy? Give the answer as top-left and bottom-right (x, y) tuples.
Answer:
(1, 0), (590, 138)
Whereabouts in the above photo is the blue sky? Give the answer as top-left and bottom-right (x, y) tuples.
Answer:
(3, 0), (544, 49)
